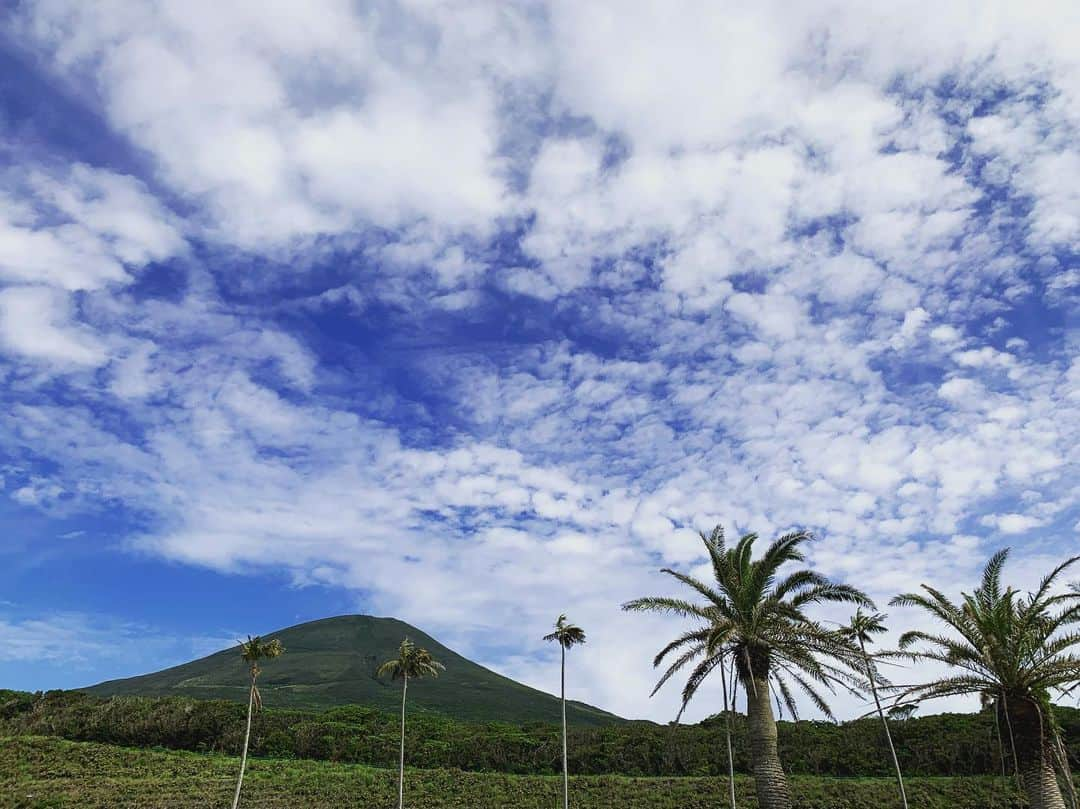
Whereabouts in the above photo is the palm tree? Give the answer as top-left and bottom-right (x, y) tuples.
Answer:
(231, 635), (284, 809)
(543, 614), (586, 809)
(891, 549), (1080, 809)
(623, 526), (872, 809)
(674, 649), (739, 809)
(840, 609), (908, 809)
(378, 638), (444, 809)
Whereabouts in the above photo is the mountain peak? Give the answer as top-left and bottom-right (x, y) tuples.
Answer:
(86, 614), (620, 726)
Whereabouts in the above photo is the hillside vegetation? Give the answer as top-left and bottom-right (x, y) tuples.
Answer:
(84, 615), (616, 726)
(1, 735), (1033, 809)
(4, 689), (1077, 778)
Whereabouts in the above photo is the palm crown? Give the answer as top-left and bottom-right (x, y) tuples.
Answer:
(841, 609), (889, 647)
(237, 635), (283, 712)
(239, 636), (283, 673)
(624, 527), (873, 719)
(890, 548), (1080, 711)
(378, 638), (445, 681)
(890, 548), (1080, 803)
(544, 614), (586, 650)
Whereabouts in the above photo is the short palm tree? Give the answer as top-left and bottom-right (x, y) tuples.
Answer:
(840, 609), (908, 809)
(231, 635), (284, 809)
(891, 549), (1080, 809)
(624, 526), (872, 809)
(543, 614), (586, 809)
(378, 638), (444, 809)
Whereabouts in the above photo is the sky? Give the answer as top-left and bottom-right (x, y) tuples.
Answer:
(0, 0), (1077, 724)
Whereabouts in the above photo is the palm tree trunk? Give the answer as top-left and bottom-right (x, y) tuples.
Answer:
(860, 639), (908, 809)
(745, 676), (792, 809)
(398, 673), (408, 809)
(1005, 698), (1067, 809)
(1020, 762), (1068, 809)
(231, 675), (256, 809)
(561, 644), (568, 809)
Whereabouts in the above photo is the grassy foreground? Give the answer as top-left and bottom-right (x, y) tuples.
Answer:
(0, 735), (1035, 809)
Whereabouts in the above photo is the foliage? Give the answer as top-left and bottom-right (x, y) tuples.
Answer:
(2, 734), (1055, 809)
(838, 610), (889, 651)
(240, 636), (284, 667)
(891, 548), (1080, 793)
(377, 638), (445, 682)
(543, 615), (586, 650)
(624, 527), (873, 720)
(892, 549), (1080, 710)
(238, 635), (284, 713)
(2, 689), (1077, 778)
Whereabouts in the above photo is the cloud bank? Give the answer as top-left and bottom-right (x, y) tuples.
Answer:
(0, 0), (1077, 720)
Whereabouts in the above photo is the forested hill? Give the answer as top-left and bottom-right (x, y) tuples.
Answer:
(83, 614), (618, 726)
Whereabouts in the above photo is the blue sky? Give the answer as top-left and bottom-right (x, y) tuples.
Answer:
(0, 1), (1077, 722)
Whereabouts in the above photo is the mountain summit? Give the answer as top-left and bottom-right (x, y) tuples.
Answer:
(85, 615), (619, 726)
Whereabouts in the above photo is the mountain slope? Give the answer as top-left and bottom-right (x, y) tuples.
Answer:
(84, 615), (619, 726)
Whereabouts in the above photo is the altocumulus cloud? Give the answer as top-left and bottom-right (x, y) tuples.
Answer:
(0, 0), (1076, 721)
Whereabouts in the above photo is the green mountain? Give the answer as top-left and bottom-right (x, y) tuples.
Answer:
(84, 615), (620, 726)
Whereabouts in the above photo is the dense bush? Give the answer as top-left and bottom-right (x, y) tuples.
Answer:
(1, 689), (1076, 778)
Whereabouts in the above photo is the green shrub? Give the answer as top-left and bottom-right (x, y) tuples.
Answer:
(1, 689), (1076, 779)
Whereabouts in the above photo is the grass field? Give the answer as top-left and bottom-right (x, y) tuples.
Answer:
(0, 735), (1035, 808)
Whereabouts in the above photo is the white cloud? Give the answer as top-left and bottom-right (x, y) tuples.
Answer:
(890, 306), (930, 348)
(726, 292), (806, 342)
(938, 377), (981, 403)
(0, 162), (184, 372)
(22, 0), (522, 249)
(930, 324), (963, 344)
(981, 513), (1048, 535)
(0, 164), (182, 291)
(0, 286), (107, 366)
(1, 0), (1078, 723)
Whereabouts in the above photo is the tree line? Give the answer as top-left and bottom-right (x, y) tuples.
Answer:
(2, 687), (1078, 778)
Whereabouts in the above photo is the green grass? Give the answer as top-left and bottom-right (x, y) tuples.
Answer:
(0, 735), (1034, 808)
(85, 615), (617, 726)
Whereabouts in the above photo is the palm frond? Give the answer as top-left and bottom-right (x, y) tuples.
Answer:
(650, 643), (707, 698)
(622, 596), (719, 622)
(543, 614), (586, 649)
(893, 550), (1080, 725)
(652, 627), (713, 667)
(378, 637), (445, 681)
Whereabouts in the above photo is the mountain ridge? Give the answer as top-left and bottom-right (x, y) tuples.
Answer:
(84, 614), (620, 726)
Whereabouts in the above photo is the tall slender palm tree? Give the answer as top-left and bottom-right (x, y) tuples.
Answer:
(231, 635), (284, 809)
(891, 549), (1080, 809)
(623, 526), (872, 809)
(544, 614), (586, 809)
(673, 649), (738, 809)
(378, 638), (444, 809)
(840, 609), (908, 809)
